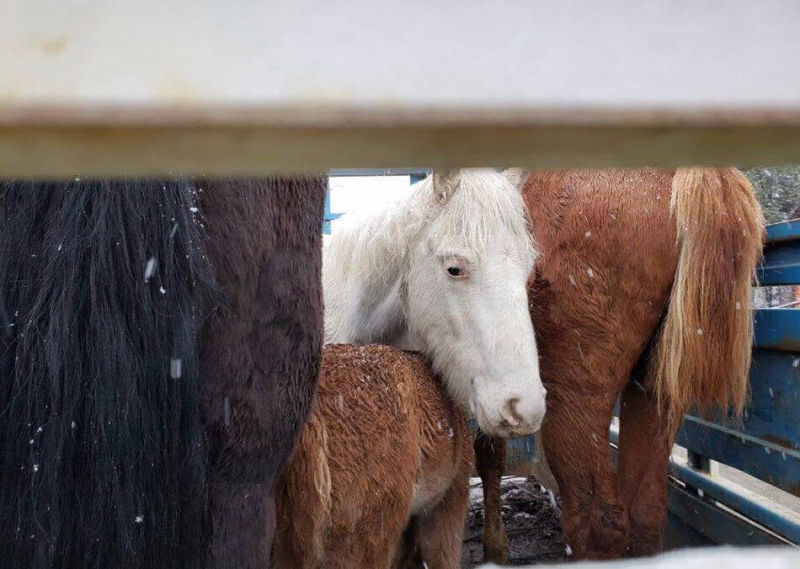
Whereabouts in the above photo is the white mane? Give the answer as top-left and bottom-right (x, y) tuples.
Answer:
(324, 169), (536, 344)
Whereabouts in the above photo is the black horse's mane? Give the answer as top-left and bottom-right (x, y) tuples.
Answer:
(0, 179), (214, 568)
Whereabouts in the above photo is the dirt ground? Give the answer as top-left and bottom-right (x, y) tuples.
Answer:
(461, 476), (568, 567)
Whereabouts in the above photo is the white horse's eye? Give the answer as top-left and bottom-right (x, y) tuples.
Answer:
(445, 260), (469, 279)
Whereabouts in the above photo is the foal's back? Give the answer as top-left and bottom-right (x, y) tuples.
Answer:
(273, 344), (472, 569)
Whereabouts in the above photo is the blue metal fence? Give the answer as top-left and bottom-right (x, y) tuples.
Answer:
(662, 219), (800, 546)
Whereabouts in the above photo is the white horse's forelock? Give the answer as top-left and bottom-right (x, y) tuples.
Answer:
(433, 169), (537, 267)
(324, 169), (536, 294)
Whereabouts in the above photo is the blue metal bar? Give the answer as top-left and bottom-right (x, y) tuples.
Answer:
(667, 481), (789, 546)
(467, 419), (538, 474)
(766, 219), (800, 245)
(753, 309), (800, 351)
(759, 220), (800, 285)
(758, 243), (800, 286)
(323, 181), (342, 235)
(743, 350), (800, 449)
(676, 415), (800, 498)
(669, 459), (800, 543)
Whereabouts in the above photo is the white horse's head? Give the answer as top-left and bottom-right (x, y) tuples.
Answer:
(402, 168), (545, 437)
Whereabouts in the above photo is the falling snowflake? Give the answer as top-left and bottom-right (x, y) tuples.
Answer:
(144, 257), (157, 281)
(170, 358), (183, 379)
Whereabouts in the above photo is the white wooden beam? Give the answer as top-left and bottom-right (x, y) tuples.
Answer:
(2, 1), (800, 176)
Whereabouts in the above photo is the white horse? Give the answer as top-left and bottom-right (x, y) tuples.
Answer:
(323, 168), (546, 437)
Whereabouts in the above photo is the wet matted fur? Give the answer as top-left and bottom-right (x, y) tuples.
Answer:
(273, 344), (473, 569)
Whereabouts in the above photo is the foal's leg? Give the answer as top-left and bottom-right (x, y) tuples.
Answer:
(541, 387), (629, 559)
(416, 468), (471, 569)
(617, 374), (676, 557)
(474, 431), (508, 564)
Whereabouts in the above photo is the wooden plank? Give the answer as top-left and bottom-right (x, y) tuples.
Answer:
(2, 1), (800, 175)
(2, 124), (800, 178)
(753, 310), (800, 352)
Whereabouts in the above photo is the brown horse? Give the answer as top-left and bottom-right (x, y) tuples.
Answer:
(0, 178), (325, 569)
(476, 167), (765, 561)
(273, 343), (473, 569)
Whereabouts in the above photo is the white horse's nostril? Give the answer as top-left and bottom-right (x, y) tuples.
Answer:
(500, 397), (523, 427)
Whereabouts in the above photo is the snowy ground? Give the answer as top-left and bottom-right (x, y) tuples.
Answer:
(462, 476), (568, 567)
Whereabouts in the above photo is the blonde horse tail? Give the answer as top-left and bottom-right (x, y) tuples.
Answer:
(652, 167), (765, 434)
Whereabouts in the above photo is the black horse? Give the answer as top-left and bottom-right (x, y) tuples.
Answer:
(0, 178), (325, 569)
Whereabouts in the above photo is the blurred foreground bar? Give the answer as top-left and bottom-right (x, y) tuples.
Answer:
(2, 1), (800, 177)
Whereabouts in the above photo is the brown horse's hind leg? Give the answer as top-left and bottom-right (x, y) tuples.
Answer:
(541, 388), (629, 559)
(617, 374), (675, 557)
(474, 431), (508, 564)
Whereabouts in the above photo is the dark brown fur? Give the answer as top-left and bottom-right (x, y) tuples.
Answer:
(273, 344), (473, 569)
(199, 178), (325, 568)
(477, 167), (764, 561)
(0, 177), (325, 569)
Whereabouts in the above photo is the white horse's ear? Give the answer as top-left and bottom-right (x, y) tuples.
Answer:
(502, 168), (530, 192)
(432, 169), (459, 203)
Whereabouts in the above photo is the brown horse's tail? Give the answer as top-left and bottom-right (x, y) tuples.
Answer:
(652, 167), (765, 433)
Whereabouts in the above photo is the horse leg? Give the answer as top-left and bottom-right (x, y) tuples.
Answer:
(531, 431), (559, 493)
(415, 464), (471, 569)
(474, 430), (508, 564)
(617, 373), (675, 556)
(541, 388), (629, 559)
